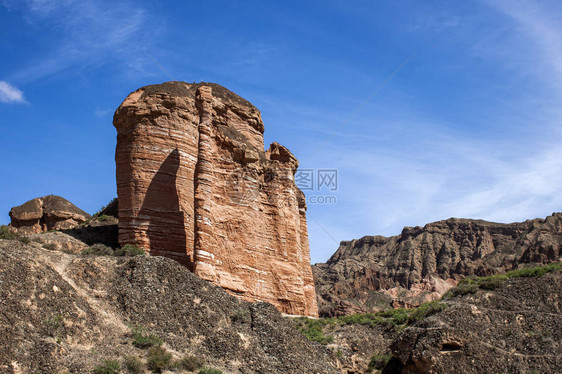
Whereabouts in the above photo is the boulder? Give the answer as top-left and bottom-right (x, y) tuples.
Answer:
(9, 195), (91, 233)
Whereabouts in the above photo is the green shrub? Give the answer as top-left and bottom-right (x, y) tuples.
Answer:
(367, 354), (392, 372)
(42, 242), (58, 251)
(295, 318), (334, 344)
(176, 354), (205, 371)
(0, 226), (19, 240)
(44, 314), (64, 336)
(115, 244), (145, 257)
(507, 262), (561, 278)
(446, 263), (562, 298)
(131, 326), (163, 349)
(407, 301), (447, 323)
(82, 243), (114, 256)
(18, 236), (31, 244)
(123, 355), (143, 374)
(230, 309), (250, 323)
(377, 308), (411, 325)
(147, 347), (173, 373)
(95, 214), (111, 222)
(447, 281), (478, 297)
(93, 360), (120, 374)
(199, 368), (223, 374)
(478, 274), (509, 290)
(295, 300), (448, 343)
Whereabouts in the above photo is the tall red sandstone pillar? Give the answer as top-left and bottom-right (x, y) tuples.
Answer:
(114, 81), (319, 316)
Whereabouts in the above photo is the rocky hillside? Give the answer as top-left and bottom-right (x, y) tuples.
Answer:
(300, 264), (561, 374)
(313, 213), (562, 316)
(0, 238), (339, 374)
(389, 266), (562, 373)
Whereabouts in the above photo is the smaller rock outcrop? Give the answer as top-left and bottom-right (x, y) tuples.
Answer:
(9, 195), (91, 233)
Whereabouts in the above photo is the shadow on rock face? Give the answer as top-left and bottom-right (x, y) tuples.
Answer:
(140, 149), (190, 267)
(62, 224), (119, 248)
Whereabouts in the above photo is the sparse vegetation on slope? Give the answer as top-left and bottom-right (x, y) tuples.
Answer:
(0, 225), (30, 244)
(146, 346), (173, 373)
(93, 360), (120, 374)
(295, 300), (447, 344)
(0, 242), (338, 373)
(130, 326), (163, 349)
(81, 243), (144, 257)
(446, 262), (562, 297)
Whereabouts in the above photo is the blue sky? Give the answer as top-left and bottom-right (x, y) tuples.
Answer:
(1, 0), (562, 263)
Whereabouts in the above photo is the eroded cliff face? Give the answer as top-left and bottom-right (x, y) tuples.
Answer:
(114, 81), (318, 316)
(314, 214), (562, 316)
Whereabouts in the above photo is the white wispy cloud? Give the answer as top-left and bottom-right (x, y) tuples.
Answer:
(95, 108), (113, 117)
(299, 1), (562, 262)
(0, 81), (26, 103)
(303, 115), (562, 263)
(484, 0), (562, 90)
(4, 0), (154, 83)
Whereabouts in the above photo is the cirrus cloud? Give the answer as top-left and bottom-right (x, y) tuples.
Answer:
(0, 81), (26, 104)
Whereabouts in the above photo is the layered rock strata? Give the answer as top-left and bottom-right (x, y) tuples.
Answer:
(314, 213), (562, 316)
(114, 81), (318, 316)
(9, 195), (91, 233)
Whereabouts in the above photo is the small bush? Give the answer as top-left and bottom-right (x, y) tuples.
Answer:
(44, 314), (64, 336)
(18, 236), (31, 244)
(82, 243), (114, 256)
(95, 214), (111, 222)
(295, 318), (334, 344)
(0, 225), (18, 240)
(478, 274), (508, 290)
(376, 308), (411, 325)
(124, 355), (143, 374)
(367, 354), (392, 372)
(176, 355), (205, 371)
(131, 326), (163, 349)
(230, 309), (250, 323)
(447, 281), (478, 297)
(147, 347), (173, 373)
(407, 301), (447, 323)
(199, 368), (223, 374)
(115, 244), (144, 257)
(42, 242), (58, 251)
(93, 360), (120, 374)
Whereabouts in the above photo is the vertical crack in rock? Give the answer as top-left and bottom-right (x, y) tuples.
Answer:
(193, 85), (217, 281)
(113, 81), (318, 316)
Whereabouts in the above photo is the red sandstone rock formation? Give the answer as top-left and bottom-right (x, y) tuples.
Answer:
(9, 195), (91, 233)
(114, 81), (318, 316)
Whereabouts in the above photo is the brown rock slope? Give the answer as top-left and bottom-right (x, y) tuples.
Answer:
(0, 239), (338, 374)
(114, 81), (317, 316)
(9, 195), (91, 233)
(388, 268), (562, 373)
(314, 213), (562, 316)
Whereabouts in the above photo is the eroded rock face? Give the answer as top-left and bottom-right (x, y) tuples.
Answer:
(314, 214), (562, 316)
(9, 195), (91, 233)
(389, 271), (562, 374)
(114, 81), (318, 316)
